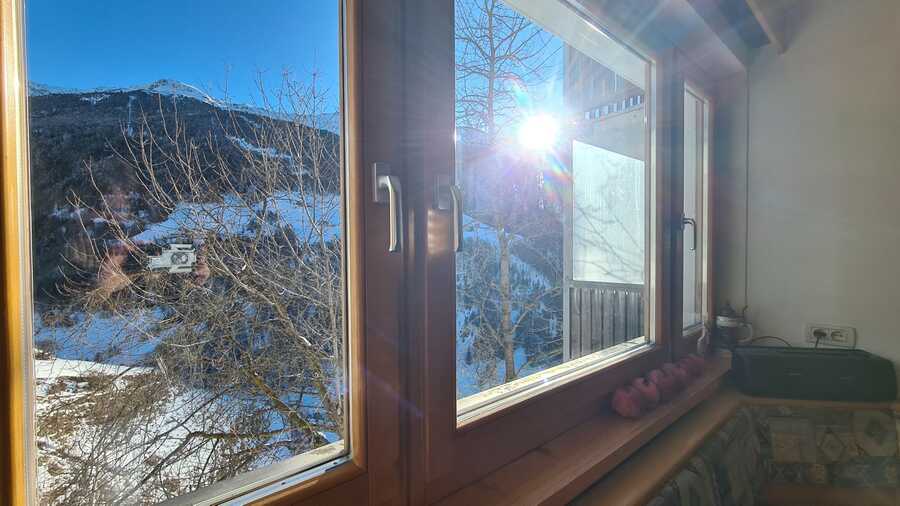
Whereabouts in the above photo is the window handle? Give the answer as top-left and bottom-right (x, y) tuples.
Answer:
(449, 185), (463, 252)
(373, 163), (403, 252)
(435, 180), (463, 252)
(682, 215), (697, 252)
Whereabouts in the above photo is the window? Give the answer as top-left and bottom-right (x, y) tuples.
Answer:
(682, 86), (711, 332)
(454, 0), (655, 421)
(406, 0), (665, 497)
(21, 1), (356, 503)
(3, 0), (716, 503)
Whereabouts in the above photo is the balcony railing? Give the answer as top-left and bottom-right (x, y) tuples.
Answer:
(564, 280), (644, 361)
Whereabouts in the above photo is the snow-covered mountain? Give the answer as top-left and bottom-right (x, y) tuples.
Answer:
(29, 78), (213, 102)
(27, 79), (342, 303)
(28, 79), (341, 134)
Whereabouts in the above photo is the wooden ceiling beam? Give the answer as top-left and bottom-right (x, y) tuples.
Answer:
(745, 0), (786, 53)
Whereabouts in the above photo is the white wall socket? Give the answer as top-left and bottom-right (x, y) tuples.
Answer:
(805, 323), (857, 348)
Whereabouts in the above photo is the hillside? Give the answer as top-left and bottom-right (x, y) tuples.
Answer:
(27, 81), (340, 302)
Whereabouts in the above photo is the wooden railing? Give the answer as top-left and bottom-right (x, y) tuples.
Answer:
(564, 280), (644, 360)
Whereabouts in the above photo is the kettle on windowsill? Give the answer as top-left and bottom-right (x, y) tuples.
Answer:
(716, 301), (754, 349)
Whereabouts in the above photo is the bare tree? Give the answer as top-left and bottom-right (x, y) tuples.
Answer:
(455, 0), (563, 387)
(34, 76), (345, 504)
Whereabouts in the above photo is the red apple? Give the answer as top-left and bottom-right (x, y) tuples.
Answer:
(662, 362), (689, 389)
(611, 385), (643, 418)
(678, 356), (702, 377)
(677, 357), (697, 377)
(674, 363), (692, 385)
(631, 376), (660, 409)
(647, 368), (678, 402)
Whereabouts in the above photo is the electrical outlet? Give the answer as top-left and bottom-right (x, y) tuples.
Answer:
(805, 324), (857, 348)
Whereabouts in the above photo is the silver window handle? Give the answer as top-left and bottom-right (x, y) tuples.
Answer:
(435, 181), (463, 252)
(682, 216), (697, 252)
(373, 163), (403, 252)
(448, 185), (463, 252)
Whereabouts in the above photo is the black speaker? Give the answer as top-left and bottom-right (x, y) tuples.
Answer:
(732, 344), (897, 402)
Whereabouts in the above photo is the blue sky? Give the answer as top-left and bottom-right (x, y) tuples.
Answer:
(25, 0), (341, 108)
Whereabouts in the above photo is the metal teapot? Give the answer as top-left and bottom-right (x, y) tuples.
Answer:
(716, 301), (754, 348)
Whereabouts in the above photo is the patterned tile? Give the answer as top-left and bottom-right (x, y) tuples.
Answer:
(817, 427), (848, 462)
(852, 410), (897, 457)
(807, 463), (829, 485)
(768, 462), (802, 484)
(832, 457), (900, 487)
(768, 417), (818, 463)
(820, 427), (859, 461)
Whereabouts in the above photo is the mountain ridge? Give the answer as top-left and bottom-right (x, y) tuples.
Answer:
(28, 79), (341, 134)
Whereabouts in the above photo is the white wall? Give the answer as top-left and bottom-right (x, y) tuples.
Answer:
(714, 0), (900, 389)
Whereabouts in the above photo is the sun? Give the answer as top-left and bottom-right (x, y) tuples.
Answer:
(517, 113), (560, 153)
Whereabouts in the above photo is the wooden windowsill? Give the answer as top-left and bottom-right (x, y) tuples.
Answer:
(572, 386), (744, 505)
(435, 352), (733, 506)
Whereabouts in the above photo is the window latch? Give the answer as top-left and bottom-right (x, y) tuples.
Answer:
(435, 176), (463, 252)
(373, 163), (403, 252)
(681, 215), (697, 251)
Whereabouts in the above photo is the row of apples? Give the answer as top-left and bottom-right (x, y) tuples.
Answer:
(611, 354), (707, 418)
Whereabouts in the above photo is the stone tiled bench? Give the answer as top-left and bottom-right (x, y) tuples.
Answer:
(572, 389), (900, 506)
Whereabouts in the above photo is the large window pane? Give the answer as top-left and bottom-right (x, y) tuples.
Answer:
(455, 0), (651, 407)
(26, 1), (346, 503)
(683, 89), (706, 329)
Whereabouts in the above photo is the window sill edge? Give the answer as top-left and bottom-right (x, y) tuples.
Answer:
(435, 351), (733, 506)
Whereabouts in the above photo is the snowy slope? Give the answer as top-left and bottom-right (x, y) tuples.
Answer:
(455, 213), (563, 398)
(34, 358), (151, 381)
(131, 191), (341, 243)
(34, 310), (164, 366)
(34, 365), (227, 504)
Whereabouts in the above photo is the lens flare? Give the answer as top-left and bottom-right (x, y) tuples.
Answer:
(517, 114), (559, 152)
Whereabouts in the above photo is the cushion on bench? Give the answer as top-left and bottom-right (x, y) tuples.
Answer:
(751, 404), (900, 488)
(644, 402), (900, 506)
(646, 407), (765, 506)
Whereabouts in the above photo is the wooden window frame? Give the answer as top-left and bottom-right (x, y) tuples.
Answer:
(1, 0), (728, 504)
(674, 50), (717, 360)
(403, 1), (682, 502)
(0, 0), (408, 504)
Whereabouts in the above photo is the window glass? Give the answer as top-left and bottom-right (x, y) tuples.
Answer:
(25, 1), (346, 502)
(454, 0), (651, 407)
(683, 89), (706, 329)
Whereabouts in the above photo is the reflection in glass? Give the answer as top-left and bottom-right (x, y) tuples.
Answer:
(454, 0), (650, 400)
(26, 1), (346, 503)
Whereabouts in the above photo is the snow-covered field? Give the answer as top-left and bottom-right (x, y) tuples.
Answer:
(34, 358), (230, 504)
(34, 311), (163, 366)
(132, 191), (340, 244)
(33, 322), (340, 504)
(31, 188), (345, 503)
